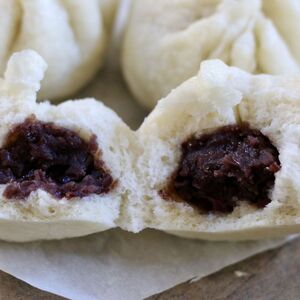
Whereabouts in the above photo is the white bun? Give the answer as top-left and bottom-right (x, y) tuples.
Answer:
(0, 50), (136, 242)
(0, 0), (119, 101)
(122, 0), (300, 109)
(0, 51), (299, 241)
(134, 59), (300, 240)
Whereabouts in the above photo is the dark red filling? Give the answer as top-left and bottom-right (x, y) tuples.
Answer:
(0, 117), (114, 199)
(164, 123), (281, 213)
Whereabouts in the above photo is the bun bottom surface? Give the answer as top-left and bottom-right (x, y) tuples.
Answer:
(165, 225), (298, 241)
(0, 219), (110, 242)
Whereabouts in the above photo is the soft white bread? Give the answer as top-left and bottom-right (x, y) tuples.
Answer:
(134, 60), (300, 240)
(0, 0), (119, 101)
(122, 0), (300, 109)
(0, 50), (136, 242)
(1, 51), (299, 242)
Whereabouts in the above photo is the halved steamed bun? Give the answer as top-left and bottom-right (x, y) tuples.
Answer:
(0, 50), (136, 242)
(0, 0), (119, 101)
(0, 51), (299, 242)
(122, 0), (300, 109)
(134, 60), (300, 240)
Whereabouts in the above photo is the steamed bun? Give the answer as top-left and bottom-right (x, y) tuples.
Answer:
(122, 0), (300, 109)
(0, 50), (136, 242)
(0, 50), (299, 242)
(0, 0), (119, 101)
(132, 59), (300, 240)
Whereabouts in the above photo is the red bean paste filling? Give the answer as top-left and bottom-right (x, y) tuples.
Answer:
(0, 117), (114, 199)
(167, 123), (281, 213)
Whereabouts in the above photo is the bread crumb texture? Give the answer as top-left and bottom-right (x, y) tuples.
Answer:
(0, 50), (299, 241)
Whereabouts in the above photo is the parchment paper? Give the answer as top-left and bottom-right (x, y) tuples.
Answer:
(0, 229), (290, 300)
(0, 1), (294, 299)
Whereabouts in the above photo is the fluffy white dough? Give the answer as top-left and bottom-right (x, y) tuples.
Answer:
(122, 0), (300, 109)
(0, 50), (136, 242)
(134, 59), (300, 240)
(1, 51), (299, 242)
(0, 0), (119, 101)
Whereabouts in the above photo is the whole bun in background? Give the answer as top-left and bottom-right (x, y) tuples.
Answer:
(0, 0), (119, 101)
(122, 0), (300, 109)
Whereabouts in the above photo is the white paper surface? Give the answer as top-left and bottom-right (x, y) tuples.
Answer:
(0, 2), (294, 299)
(0, 229), (290, 300)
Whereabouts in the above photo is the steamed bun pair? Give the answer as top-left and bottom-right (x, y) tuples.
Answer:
(0, 50), (298, 242)
(0, 0), (119, 100)
(122, 0), (300, 108)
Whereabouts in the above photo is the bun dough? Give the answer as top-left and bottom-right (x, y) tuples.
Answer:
(135, 59), (300, 240)
(0, 0), (119, 101)
(122, 0), (300, 109)
(0, 50), (136, 242)
(0, 51), (299, 241)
